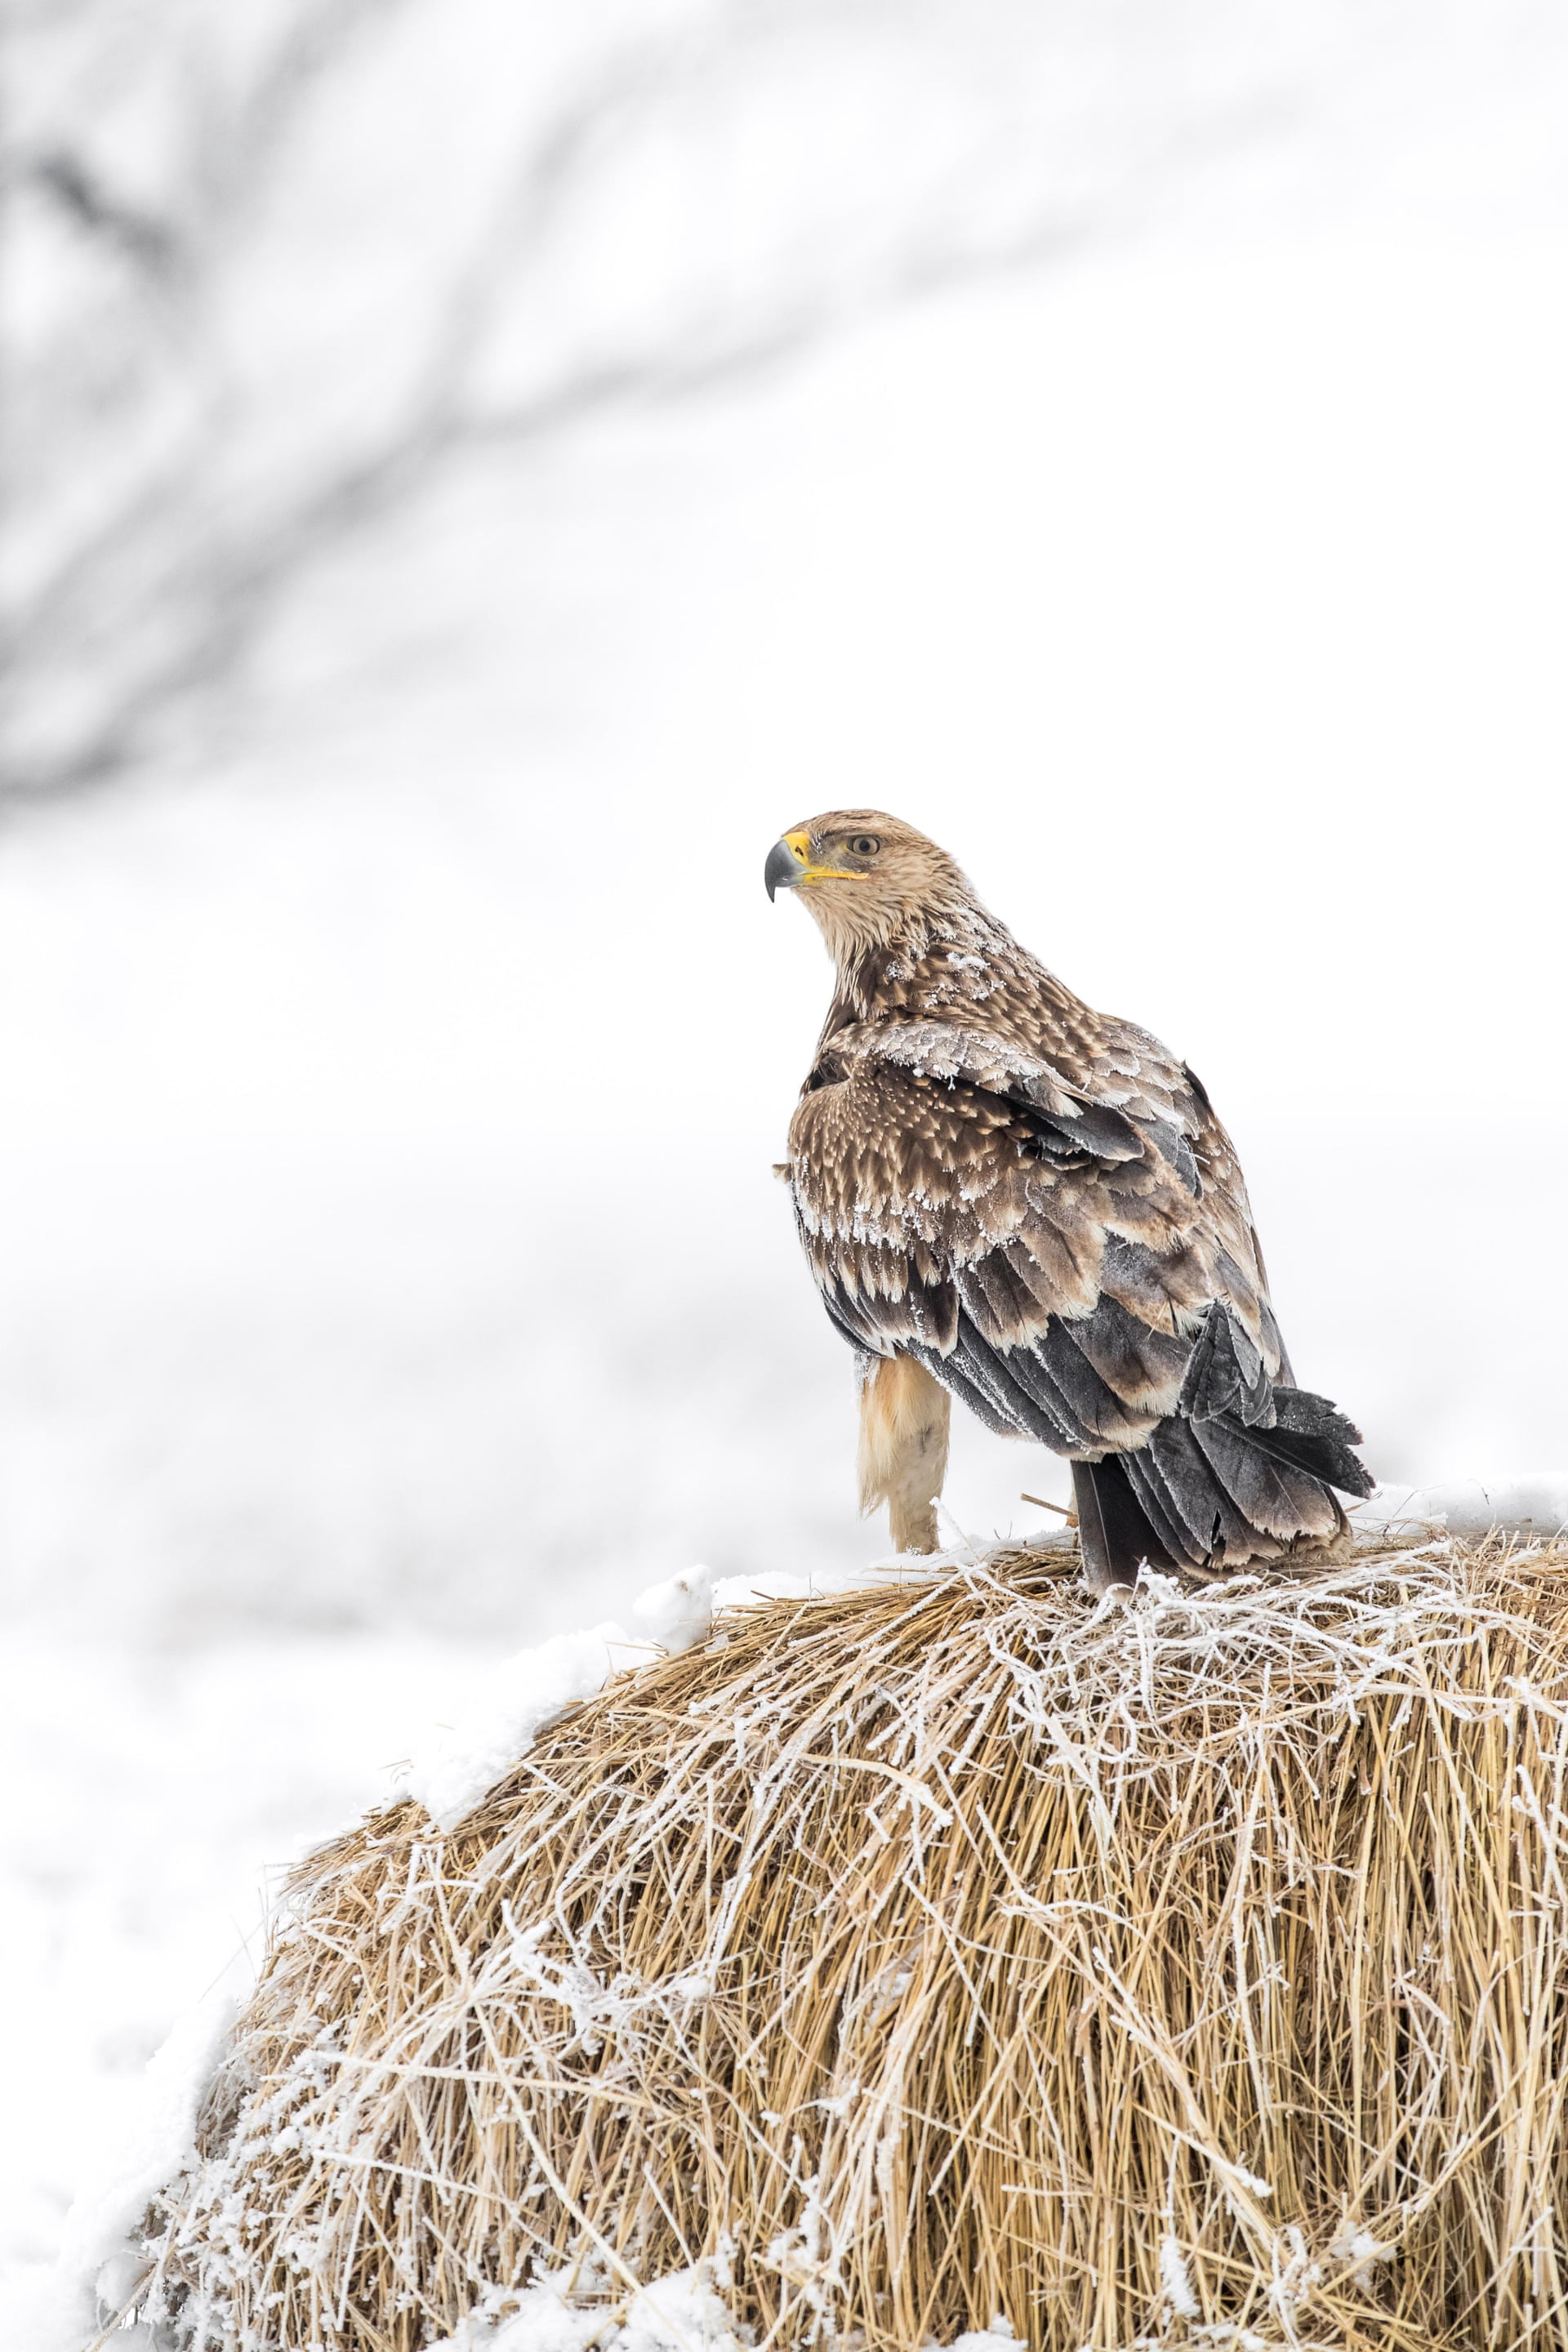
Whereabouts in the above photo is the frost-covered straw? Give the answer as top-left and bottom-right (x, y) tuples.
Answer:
(131, 1530), (1568, 2350)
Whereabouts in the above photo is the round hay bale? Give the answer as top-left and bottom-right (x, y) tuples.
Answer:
(143, 1536), (1568, 2350)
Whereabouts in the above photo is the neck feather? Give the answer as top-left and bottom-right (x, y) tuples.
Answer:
(824, 895), (1029, 1031)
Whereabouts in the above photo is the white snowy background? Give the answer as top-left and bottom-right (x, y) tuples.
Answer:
(6, 0), (1568, 2330)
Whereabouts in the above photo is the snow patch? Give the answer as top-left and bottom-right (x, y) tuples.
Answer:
(426, 2261), (747, 2352)
(1359, 1475), (1568, 1544)
(408, 1552), (969, 1838)
(407, 1568), (719, 1831)
(710, 1553), (964, 1610)
(36, 1979), (241, 2351)
(428, 2275), (622, 2352)
(1330, 2225), (1394, 2289)
(619, 2266), (749, 2352)
(631, 1564), (722, 1650)
(426, 2264), (1018, 2352)
(406, 1621), (644, 1830)
(1159, 2234), (1200, 2317)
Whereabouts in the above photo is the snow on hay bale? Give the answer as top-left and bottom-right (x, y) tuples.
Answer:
(135, 1531), (1568, 2350)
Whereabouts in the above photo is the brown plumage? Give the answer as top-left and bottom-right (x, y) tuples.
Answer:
(765, 810), (1374, 1589)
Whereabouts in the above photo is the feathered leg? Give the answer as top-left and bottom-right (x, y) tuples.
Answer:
(858, 1354), (951, 1554)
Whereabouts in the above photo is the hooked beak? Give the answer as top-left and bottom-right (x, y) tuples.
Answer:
(764, 831), (811, 902)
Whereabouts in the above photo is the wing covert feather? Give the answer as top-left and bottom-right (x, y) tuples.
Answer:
(785, 922), (1284, 1456)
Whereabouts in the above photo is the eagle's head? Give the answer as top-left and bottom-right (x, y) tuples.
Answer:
(764, 810), (971, 960)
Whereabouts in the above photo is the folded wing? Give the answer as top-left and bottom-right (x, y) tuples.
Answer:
(787, 1018), (1370, 1572)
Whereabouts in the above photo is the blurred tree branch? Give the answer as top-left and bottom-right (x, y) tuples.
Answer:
(2, 0), (1314, 804)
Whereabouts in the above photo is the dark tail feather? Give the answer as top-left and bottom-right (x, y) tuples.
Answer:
(1180, 1304), (1374, 1499)
(1262, 1387), (1377, 1497)
(1071, 1456), (1179, 1594)
(1122, 1444), (1200, 1566)
(1081, 1392), (1363, 1580)
(1073, 1303), (1374, 1588)
(1075, 1378), (1370, 1586)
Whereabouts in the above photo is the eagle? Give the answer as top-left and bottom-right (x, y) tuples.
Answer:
(765, 811), (1374, 1591)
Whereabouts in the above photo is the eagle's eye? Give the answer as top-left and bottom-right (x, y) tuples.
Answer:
(846, 835), (880, 858)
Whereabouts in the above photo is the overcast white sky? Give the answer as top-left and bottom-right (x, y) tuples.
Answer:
(5, 2), (1567, 1653)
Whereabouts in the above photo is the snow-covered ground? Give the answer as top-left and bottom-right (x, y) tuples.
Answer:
(2, 1637), (486, 2303)
(8, 3), (1568, 2338)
